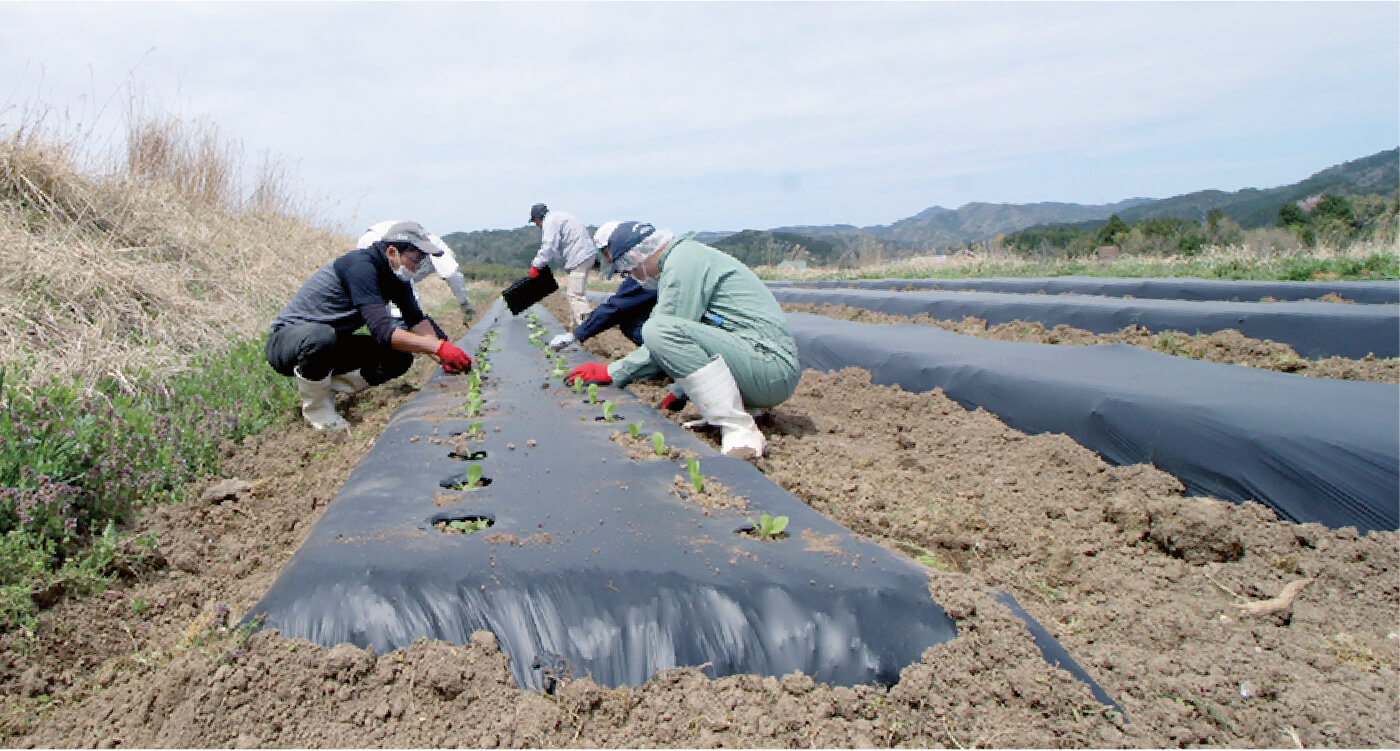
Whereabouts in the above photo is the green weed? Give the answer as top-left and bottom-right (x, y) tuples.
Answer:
(0, 336), (295, 637)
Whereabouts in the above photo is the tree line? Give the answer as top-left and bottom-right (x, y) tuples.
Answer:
(997, 191), (1397, 257)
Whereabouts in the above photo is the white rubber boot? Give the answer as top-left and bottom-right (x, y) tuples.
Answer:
(329, 369), (371, 395)
(295, 369), (349, 431)
(676, 356), (765, 458)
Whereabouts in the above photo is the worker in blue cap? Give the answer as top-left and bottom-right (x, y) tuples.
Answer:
(547, 220), (660, 355)
(565, 221), (799, 458)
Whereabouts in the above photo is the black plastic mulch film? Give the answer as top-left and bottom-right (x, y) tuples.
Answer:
(768, 276), (1400, 304)
(248, 300), (1118, 708)
(767, 282), (1399, 359)
(784, 311), (1398, 533)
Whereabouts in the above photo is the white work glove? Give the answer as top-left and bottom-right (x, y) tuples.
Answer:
(548, 333), (576, 351)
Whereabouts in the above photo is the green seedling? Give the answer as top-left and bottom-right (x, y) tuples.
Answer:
(747, 512), (789, 540)
(465, 422), (483, 436)
(448, 518), (490, 533)
(571, 377), (584, 394)
(587, 383), (599, 404)
(468, 372), (481, 390)
(481, 362), (492, 373)
(465, 395), (483, 417)
(552, 357), (568, 378)
(628, 422), (641, 439)
(652, 431), (666, 456)
(601, 401), (617, 422)
(686, 457), (705, 493)
(457, 465), (485, 489)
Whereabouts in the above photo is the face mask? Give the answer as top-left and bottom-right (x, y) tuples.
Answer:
(612, 248), (646, 277)
(636, 262), (660, 290)
(391, 249), (421, 282)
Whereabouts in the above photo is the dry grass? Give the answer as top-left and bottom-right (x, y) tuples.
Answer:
(756, 235), (1399, 282)
(0, 116), (350, 395)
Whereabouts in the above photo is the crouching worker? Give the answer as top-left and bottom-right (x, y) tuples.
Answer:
(265, 220), (474, 431)
(358, 220), (476, 327)
(548, 220), (659, 353)
(565, 222), (799, 457)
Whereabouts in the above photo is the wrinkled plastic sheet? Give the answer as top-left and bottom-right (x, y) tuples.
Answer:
(769, 286), (1399, 360)
(769, 276), (1400, 304)
(787, 313), (1399, 533)
(245, 301), (964, 692)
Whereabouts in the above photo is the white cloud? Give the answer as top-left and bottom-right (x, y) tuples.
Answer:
(1, 1), (1395, 234)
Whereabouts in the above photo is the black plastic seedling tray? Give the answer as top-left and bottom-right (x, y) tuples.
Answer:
(501, 268), (559, 315)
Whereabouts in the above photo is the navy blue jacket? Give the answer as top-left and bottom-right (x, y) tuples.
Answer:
(573, 277), (658, 345)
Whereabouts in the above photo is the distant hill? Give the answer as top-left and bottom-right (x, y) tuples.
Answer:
(444, 148), (1398, 266)
(440, 226), (542, 268)
(862, 199), (1154, 252)
(1111, 148), (1398, 229)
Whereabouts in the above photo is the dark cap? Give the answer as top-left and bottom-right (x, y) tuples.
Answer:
(529, 203), (548, 222)
(378, 220), (445, 256)
(605, 221), (655, 278)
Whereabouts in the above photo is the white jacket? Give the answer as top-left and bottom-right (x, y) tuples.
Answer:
(531, 210), (598, 271)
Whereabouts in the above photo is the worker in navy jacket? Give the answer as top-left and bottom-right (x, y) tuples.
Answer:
(548, 220), (658, 351)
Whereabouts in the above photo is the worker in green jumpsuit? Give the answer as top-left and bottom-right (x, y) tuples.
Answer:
(566, 222), (799, 458)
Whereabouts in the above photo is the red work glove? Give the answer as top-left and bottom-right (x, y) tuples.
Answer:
(435, 341), (473, 374)
(565, 362), (612, 386)
(528, 266), (541, 279)
(658, 393), (687, 411)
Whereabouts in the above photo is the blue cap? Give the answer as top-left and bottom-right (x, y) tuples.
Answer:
(605, 221), (655, 278)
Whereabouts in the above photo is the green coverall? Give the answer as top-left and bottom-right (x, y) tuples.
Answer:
(605, 234), (800, 408)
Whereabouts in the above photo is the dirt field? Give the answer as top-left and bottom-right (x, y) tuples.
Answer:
(2, 292), (1395, 748)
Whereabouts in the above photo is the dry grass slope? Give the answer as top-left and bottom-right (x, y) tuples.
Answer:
(0, 121), (349, 394)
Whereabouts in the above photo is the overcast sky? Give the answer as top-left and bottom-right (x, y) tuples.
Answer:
(2, 2), (1396, 237)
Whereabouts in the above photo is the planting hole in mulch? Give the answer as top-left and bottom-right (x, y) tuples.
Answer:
(439, 471), (493, 490)
(736, 525), (790, 542)
(433, 515), (496, 534)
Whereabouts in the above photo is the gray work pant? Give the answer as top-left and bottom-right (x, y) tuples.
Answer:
(265, 322), (411, 385)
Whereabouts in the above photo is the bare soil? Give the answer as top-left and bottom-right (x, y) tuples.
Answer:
(2, 291), (1394, 748)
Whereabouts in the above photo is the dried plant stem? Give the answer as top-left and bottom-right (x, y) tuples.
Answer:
(1239, 578), (1315, 616)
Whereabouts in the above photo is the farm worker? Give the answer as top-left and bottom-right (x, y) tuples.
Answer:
(357, 220), (476, 328)
(565, 222), (800, 457)
(548, 220), (660, 355)
(265, 220), (474, 432)
(527, 203), (598, 328)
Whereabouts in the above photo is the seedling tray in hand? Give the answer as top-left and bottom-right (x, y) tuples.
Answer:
(501, 268), (559, 315)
